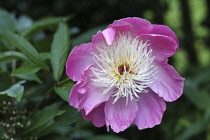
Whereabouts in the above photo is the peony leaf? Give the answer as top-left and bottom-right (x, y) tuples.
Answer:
(51, 22), (70, 81)
(0, 51), (29, 62)
(3, 31), (48, 70)
(15, 74), (42, 84)
(11, 63), (42, 76)
(21, 16), (70, 39)
(0, 81), (25, 102)
(54, 82), (74, 101)
(30, 106), (82, 137)
(24, 103), (65, 134)
(0, 9), (17, 50)
(0, 9), (16, 33)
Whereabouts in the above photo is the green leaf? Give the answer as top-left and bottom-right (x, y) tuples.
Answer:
(87, 135), (126, 140)
(176, 110), (210, 140)
(54, 82), (74, 101)
(51, 22), (70, 81)
(0, 9), (16, 33)
(0, 71), (11, 90)
(34, 35), (53, 52)
(4, 31), (48, 70)
(71, 24), (108, 46)
(31, 106), (82, 137)
(40, 52), (51, 61)
(16, 74), (42, 84)
(11, 62), (42, 83)
(24, 103), (65, 134)
(0, 9), (17, 50)
(21, 17), (69, 39)
(0, 80), (25, 102)
(0, 51), (28, 62)
(11, 63), (42, 76)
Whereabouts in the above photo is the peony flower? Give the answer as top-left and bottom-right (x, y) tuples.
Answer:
(66, 17), (184, 133)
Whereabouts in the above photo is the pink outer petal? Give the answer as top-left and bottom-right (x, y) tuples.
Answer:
(93, 17), (152, 49)
(69, 65), (111, 115)
(107, 20), (133, 32)
(69, 79), (86, 109)
(78, 81), (110, 115)
(149, 59), (185, 102)
(139, 34), (178, 60)
(92, 21), (132, 50)
(120, 17), (153, 36)
(92, 31), (107, 52)
(133, 89), (166, 130)
(81, 103), (106, 127)
(69, 65), (93, 108)
(66, 43), (94, 81)
(105, 97), (138, 133)
(150, 25), (179, 46)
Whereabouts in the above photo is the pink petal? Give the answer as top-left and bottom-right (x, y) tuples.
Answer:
(120, 17), (152, 36)
(105, 97), (138, 133)
(107, 20), (133, 32)
(69, 65), (111, 114)
(102, 27), (116, 45)
(68, 79), (86, 108)
(93, 20), (133, 48)
(139, 34), (178, 60)
(92, 31), (108, 52)
(76, 66), (111, 114)
(133, 89), (166, 130)
(150, 25), (179, 46)
(81, 103), (105, 127)
(68, 65), (92, 108)
(149, 59), (185, 102)
(66, 43), (94, 81)
(93, 17), (152, 50)
(78, 82), (110, 115)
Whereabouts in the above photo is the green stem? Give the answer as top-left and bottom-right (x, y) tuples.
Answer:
(26, 87), (54, 120)
(24, 77), (70, 131)
(12, 59), (16, 84)
(22, 86), (54, 136)
(57, 77), (71, 86)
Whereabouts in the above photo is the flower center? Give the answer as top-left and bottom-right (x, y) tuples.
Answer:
(91, 34), (157, 104)
(118, 65), (137, 75)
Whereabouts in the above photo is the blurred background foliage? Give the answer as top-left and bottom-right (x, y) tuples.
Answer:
(0, 0), (210, 140)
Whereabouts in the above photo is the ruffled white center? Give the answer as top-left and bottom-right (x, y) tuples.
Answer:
(91, 34), (157, 104)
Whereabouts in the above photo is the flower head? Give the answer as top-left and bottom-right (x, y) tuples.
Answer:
(66, 17), (184, 133)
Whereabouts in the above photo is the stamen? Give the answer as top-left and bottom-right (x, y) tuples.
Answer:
(129, 71), (137, 75)
(91, 33), (158, 105)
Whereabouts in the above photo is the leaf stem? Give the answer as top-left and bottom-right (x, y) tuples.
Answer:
(12, 59), (16, 83)
(26, 87), (54, 120)
(57, 77), (71, 86)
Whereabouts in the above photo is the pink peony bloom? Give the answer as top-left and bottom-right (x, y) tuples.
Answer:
(66, 17), (184, 133)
